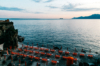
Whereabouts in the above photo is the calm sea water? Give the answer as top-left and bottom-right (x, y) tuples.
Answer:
(11, 19), (100, 53)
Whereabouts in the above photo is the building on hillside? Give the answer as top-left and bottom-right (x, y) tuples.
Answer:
(0, 19), (13, 36)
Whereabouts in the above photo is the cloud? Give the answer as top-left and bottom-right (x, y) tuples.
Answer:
(0, 6), (24, 11)
(32, 0), (53, 3)
(46, 5), (58, 8)
(32, 0), (41, 2)
(66, 8), (98, 11)
(44, 0), (53, 2)
(62, 3), (76, 9)
(0, 6), (43, 14)
(34, 12), (43, 14)
(62, 3), (100, 11)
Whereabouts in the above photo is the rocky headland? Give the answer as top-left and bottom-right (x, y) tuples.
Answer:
(72, 14), (100, 19)
(0, 19), (24, 50)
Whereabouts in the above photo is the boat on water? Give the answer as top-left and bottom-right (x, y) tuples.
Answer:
(0, 43), (100, 66)
(59, 18), (63, 19)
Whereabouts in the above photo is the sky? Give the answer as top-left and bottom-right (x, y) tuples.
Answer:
(0, 0), (100, 19)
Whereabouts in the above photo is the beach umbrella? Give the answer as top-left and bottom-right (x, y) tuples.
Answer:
(32, 51), (33, 53)
(37, 63), (38, 66)
(25, 61), (27, 66)
(47, 44), (48, 48)
(89, 49), (91, 53)
(7, 48), (9, 55)
(19, 59), (21, 64)
(9, 46), (12, 50)
(67, 47), (68, 51)
(37, 43), (38, 47)
(81, 48), (83, 52)
(11, 55), (13, 62)
(75, 48), (76, 51)
(15, 46), (16, 50)
(27, 42), (29, 47)
(46, 57), (48, 65)
(66, 57), (74, 66)
(32, 43), (33, 48)
(60, 46), (62, 50)
(22, 44), (23, 47)
(4, 55), (6, 60)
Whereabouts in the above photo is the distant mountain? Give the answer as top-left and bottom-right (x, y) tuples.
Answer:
(72, 14), (100, 19)
(0, 18), (61, 20)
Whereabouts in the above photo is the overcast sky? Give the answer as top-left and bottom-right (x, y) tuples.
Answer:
(0, 0), (100, 19)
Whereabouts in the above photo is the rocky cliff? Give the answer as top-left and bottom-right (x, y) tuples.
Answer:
(0, 19), (19, 49)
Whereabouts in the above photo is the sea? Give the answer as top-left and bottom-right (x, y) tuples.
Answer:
(3, 19), (100, 53)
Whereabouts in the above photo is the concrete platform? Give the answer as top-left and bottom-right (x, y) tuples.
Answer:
(0, 42), (100, 66)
